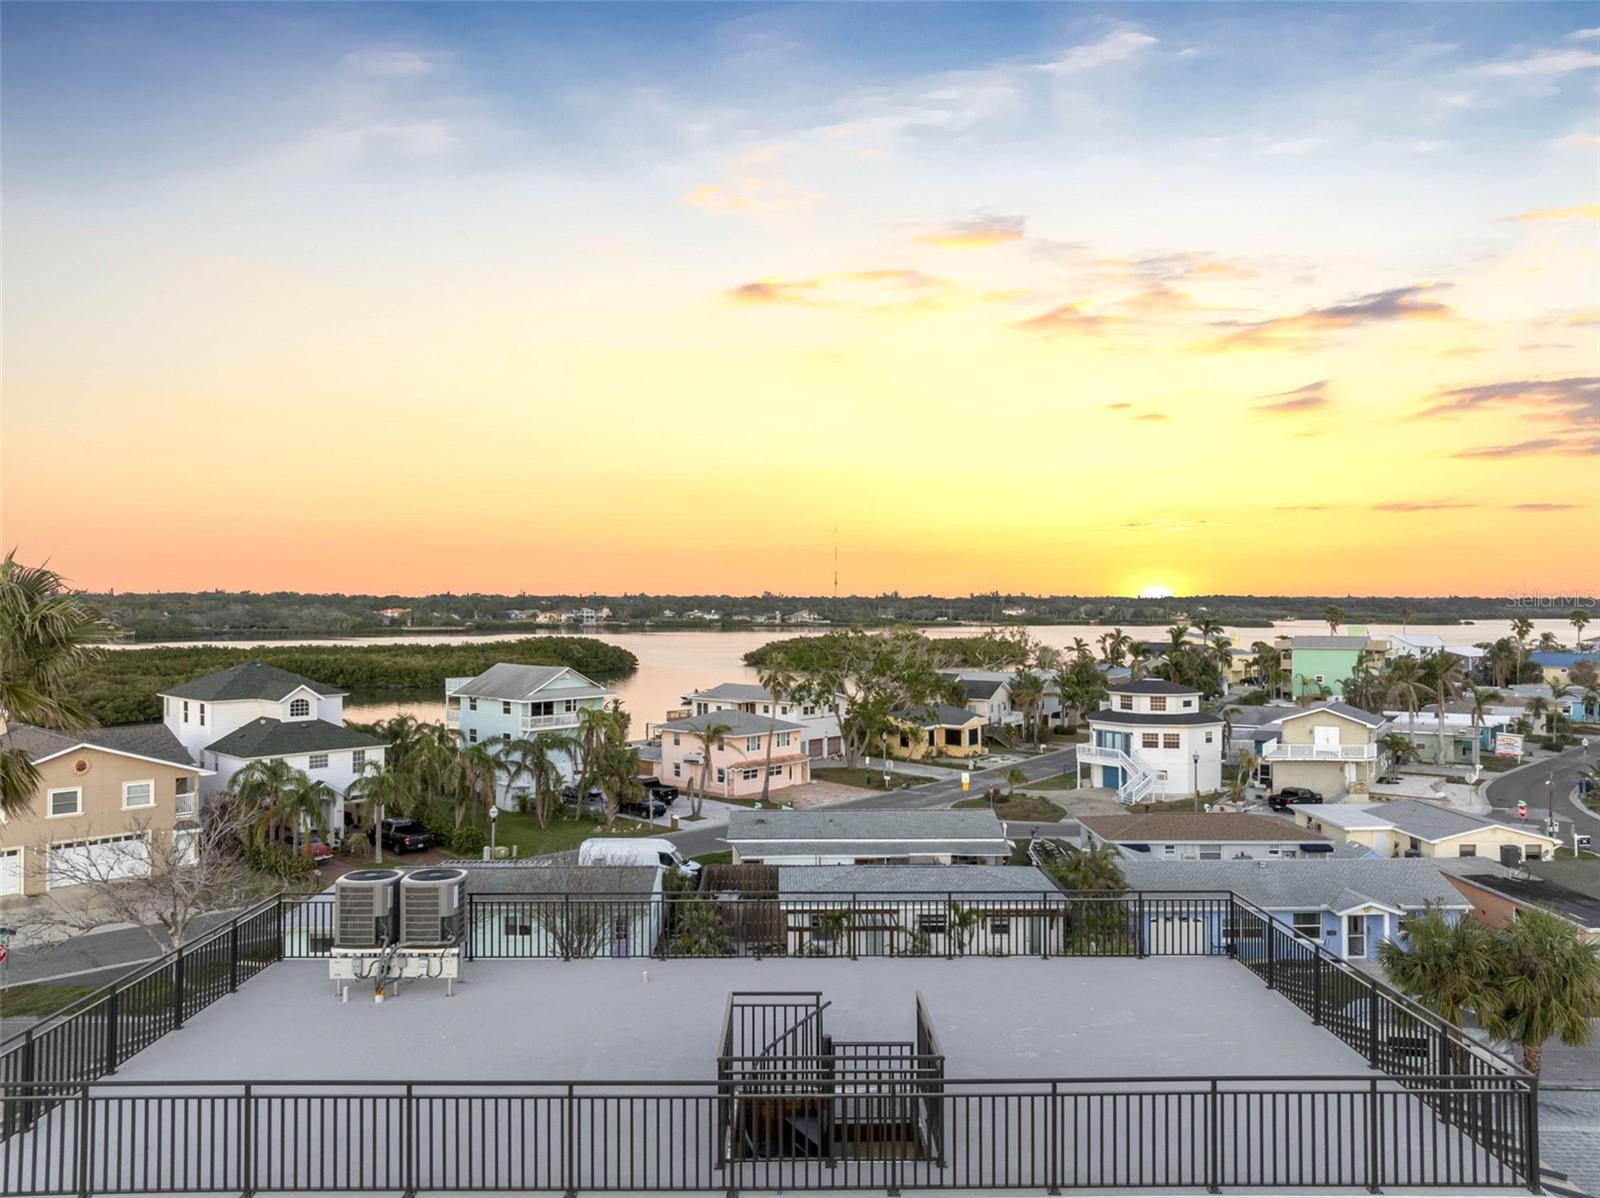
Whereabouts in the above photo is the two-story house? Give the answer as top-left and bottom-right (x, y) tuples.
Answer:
(0, 722), (206, 897)
(1076, 680), (1222, 803)
(1259, 702), (1388, 800)
(647, 710), (811, 798)
(160, 661), (386, 840)
(679, 683), (843, 759)
(1282, 635), (1386, 700)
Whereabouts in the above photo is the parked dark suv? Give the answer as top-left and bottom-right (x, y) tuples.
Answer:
(1268, 787), (1323, 812)
(380, 818), (433, 854)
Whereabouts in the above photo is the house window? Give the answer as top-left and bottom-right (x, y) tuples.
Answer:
(761, 705), (770, 714)
(1150, 697), (1167, 712)
(672, 763), (682, 778)
(502, 701), (512, 715)
(48, 788), (83, 817)
(503, 916), (532, 937)
(352, 750), (366, 771)
(1142, 733), (1159, 748)
(1163, 734), (1180, 749)
(182, 700), (190, 723)
(746, 736), (761, 752)
(1314, 675), (1325, 684)
(777, 732), (792, 748)
(1204, 731), (1214, 744)
(989, 917), (1011, 936)
(502, 732), (511, 743)
(1119, 696), (1133, 710)
(1199, 846), (1222, 860)
(469, 698), (478, 712)
(1525, 844), (1543, 861)
(175, 776), (196, 796)
(900, 733), (911, 748)
(122, 781), (154, 809)
(468, 729), (478, 744)
(308, 754), (329, 770)
(715, 768), (726, 783)
(289, 698), (310, 718)
(768, 765), (783, 776)
(1458, 844), (1476, 858)
(741, 768), (760, 781)
(198, 704), (206, 726)
(1160, 845), (1177, 858)
(672, 734), (680, 747)
(917, 914), (947, 935)
(1291, 912), (1322, 940)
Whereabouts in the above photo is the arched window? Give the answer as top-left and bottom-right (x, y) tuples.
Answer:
(289, 698), (311, 719)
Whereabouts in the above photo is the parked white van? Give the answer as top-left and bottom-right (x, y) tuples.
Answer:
(577, 837), (700, 877)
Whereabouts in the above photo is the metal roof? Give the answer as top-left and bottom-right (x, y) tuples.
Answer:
(777, 865), (1060, 896)
(1082, 812), (1327, 843)
(1288, 636), (1372, 650)
(1272, 702), (1386, 728)
(892, 704), (984, 727)
(1118, 858), (1471, 911)
(737, 838), (1014, 859)
(441, 863), (661, 896)
(1307, 799), (1556, 844)
(448, 663), (612, 702)
(728, 808), (1008, 844)
(685, 682), (774, 702)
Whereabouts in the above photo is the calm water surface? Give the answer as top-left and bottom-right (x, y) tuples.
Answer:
(120, 620), (1581, 729)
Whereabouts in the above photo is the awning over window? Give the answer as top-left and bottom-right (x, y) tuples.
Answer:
(1301, 843), (1334, 854)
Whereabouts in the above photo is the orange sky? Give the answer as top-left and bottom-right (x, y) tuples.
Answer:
(2, 4), (1597, 596)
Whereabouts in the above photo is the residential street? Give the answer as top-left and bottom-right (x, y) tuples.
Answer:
(1483, 744), (1600, 847)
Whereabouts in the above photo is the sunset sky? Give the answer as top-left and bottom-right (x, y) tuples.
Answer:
(3, 2), (1597, 597)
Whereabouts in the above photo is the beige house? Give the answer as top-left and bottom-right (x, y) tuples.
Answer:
(1292, 799), (1559, 863)
(887, 705), (986, 761)
(1259, 702), (1388, 800)
(0, 723), (205, 898)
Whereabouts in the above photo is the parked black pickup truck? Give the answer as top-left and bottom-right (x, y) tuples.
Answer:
(380, 818), (434, 854)
(1268, 787), (1323, 812)
(639, 778), (679, 805)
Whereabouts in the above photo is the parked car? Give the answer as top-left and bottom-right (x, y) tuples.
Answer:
(561, 783), (606, 808)
(639, 778), (679, 805)
(380, 818), (433, 854)
(578, 837), (699, 877)
(1267, 787), (1323, 811)
(619, 797), (669, 819)
(301, 834), (334, 862)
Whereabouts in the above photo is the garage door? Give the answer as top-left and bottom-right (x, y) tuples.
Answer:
(48, 834), (150, 890)
(0, 849), (20, 896)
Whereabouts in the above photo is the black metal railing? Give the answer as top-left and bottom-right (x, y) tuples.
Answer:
(0, 1074), (1536, 1195)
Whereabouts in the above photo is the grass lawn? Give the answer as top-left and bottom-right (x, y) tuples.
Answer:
(692, 850), (734, 866)
(952, 793), (1068, 822)
(0, 980), (97, 1019)
(809, 766), (931, 790)
(487, 810), (671, 857)
(1018, 775), (1078, 792)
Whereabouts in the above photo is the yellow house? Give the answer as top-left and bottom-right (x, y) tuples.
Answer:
(887, 705), (986, 761)
(0, 723), (205, 898)
(1259, 702), (1388, 800)
(1293, 799), (1559, 862)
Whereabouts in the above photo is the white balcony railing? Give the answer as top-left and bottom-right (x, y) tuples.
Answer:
(175, 794), (198, 820)
(1077, 743), (1156, 805)
(522, 713), (579, 733)
(1261, 739), (1378, 762)
(445, 708), (461, 727)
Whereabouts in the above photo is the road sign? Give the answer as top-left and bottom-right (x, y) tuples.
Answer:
(1495, 733), (1524, 760)
(1517, 801), (1527, 821)
(0, 945), (9, 965)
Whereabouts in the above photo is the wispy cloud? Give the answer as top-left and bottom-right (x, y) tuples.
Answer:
(1472, 47), (1600, 77)
(726, 269), (955, 310)
(681, 178), (823, 215)
(1518, 203), (1600, 221)
(1015, 300), (1119, 336)
(341, 48), (445, 78)
(913, 214), (1026, 249)
(1419, 376), (1598, 425)
(1507, 503), (1579, 511)
(1207, 285), (1453, 351)
(1040, 28), (1158, 76)
(1452, 435), (1600, 459)
(1255, 380), (1332, 414)
(1371, 501), (1477, 512)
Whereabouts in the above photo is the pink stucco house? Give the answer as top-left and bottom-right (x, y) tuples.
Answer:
(647, 710), (811, 799)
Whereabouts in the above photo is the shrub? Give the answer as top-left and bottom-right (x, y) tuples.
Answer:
(344, 831), (371, 861)
(448, 825), (486, 857)
(245, 842), (315, 883)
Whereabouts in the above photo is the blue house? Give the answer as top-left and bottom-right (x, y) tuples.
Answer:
(1119, 857), (1471, 962)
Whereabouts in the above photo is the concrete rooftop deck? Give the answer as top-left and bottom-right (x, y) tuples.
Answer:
(112, 956), (1372, 1083)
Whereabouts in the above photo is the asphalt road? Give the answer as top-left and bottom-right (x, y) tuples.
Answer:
(661, 745), (1081, 859)
(1483, 744), (1600, 848)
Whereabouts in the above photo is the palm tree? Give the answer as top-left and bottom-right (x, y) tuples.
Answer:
(346, 761), (419, 858)
(574, 706), (614, 791)
(0, 553), (105, 817)
(1400, 606), (1413, 635)
(1225, 748), (1258, 805)
(1382, 656), (1427, 760)
(1324, 605), (1344, 635)
(1464, 685), (1501, 776)
(405, 729), (457, 820)
(232, 758), (328, 853)
(1537, 631), (1560, 653)
(1379, 908), (1497, 1027)
(690, 719), (734, 818)
(1379, 732), (1418, 766)
(1480, 908), (1600, 1076)
(1511, 616), (1534, 683)
(450, 741), (502, 829)
(1009, 669), (1045, 741)
(1487, 638), (1518, 689)
(499, 733), (571, 827)
(756, 656), (797, 805)
(1417, 650), (1464, 765)
(1526, 696), (1550, 738)
(947, 902), (984, 955)
(1572, 609), (1591, 651)
(1251, 641), (1284, 698)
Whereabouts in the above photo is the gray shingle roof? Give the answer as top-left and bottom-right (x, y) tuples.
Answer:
(1118, 858), (1471, 911)
(777, 865), (1059, 896)
(1314, 799), (1547, 843)
(892, 704), (983, 727)
(1107, 679), (1201, 695)
(1087, 710), (1222, 727)
(1436, 864), (1600, 930)
(656, 710), (806, 737)
(449, 663), (611, 702)
(1273, 702), (1386, 729)
(2, 722), (198, 770)
(958, 679), (1007, 700)
(1290, 636), (1372, 650)
(686, 682), (773, 702)
(440, 863), (660, 896)
(729, 809), (1008, 844)
(205, 718), (387, 760)
(737, 839), (1014, 860)
(161, 661), (344, 702)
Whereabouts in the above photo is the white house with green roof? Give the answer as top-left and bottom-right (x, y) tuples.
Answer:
(160, 661), (387, 838)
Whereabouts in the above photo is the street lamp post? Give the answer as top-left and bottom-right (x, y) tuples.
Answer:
(1545, 777), (1556, 839)
(489, 806), (499, 858)
(1192, 752), (1200, 811)
(882, 732), (891, 790)
(374, 801), (384, 865)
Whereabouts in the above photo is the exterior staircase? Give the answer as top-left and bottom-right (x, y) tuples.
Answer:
(1078, 742), (1157, 805)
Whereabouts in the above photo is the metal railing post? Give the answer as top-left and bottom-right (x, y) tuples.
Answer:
(466, 897), (476, 962)
(1368, 980), (1381, 1069)
(1047, 1080), (1062, 1195)
(229, 918), (241, 993)
(1313, 949), (1324, 1026)
(563, 896), (573, 961)
(1136, 893), (1146, 958)
(1524, 1079), (1541, 1194)
(172, 950), (186, 1029)
(404, 1083), (418, 1198)
(1207, 1079), (1221, 1194)
(1225, 895), (1237, 958)
(240, 1083), (255, 1197)
(19, 1028), (36, 1130)
(1265, 925), (1276, 990)
(1366, 1077), (1381, 1194)
(564, 1083), (579, 1198)
(850, 894), (859, 960)
(103, 987), (120, 1075)
(75, 1084), (92, 1198)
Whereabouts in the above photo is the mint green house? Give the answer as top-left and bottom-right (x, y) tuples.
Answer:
(1286, 636), (1377, 700)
